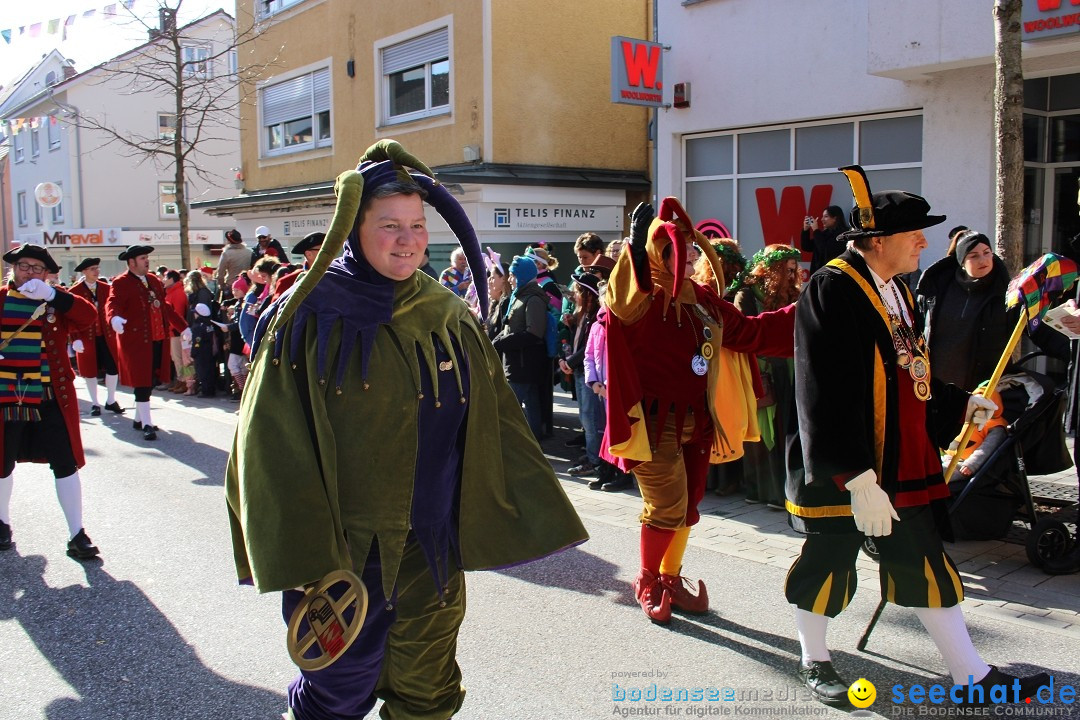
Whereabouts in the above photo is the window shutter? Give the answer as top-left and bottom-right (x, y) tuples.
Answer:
(382, 28), (448, 75)
(263, 73), (313, 126)
(313, 68), (330, 113)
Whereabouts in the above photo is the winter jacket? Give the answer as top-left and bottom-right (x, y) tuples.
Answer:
(491, 280), (549, 384)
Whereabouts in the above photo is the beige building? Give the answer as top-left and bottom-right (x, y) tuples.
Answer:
(194, 0), (651, 270)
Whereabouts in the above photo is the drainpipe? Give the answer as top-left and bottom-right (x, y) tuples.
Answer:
(47, 90), (84, 226)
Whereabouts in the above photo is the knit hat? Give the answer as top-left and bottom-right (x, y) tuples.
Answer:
(510, 255), (538, 285)
(954, 230), (992, 265)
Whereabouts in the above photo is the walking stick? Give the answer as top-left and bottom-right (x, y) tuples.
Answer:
(943, 311), (1026, 483)
(0, 302), (48, 355)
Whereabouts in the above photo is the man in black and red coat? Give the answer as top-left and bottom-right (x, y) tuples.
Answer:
(69, 257), (122, 417)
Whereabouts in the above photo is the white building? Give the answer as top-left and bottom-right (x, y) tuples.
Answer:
(656, 0), (1080, 263)
(0, 11), (241, 279)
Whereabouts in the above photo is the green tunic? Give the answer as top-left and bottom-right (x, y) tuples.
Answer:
(226, 271), (588, 597)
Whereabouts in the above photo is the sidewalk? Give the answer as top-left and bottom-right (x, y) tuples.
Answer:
(543, 391), (1080, 639)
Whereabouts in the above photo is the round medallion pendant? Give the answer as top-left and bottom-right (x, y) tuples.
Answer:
(691, 354), (708, 376)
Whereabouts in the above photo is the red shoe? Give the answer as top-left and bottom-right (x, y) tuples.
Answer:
(660, 573), (709, 615)
(633, 570), (672, 625)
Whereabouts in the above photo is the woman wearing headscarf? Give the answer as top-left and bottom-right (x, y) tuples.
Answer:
(916, 230), (1069, 393)
(226, 140), (586, 720)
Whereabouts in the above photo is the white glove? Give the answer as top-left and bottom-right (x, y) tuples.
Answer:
(72, 339), (85, 353)
(181, 328), (192, 343)
(846, 469), (900, 537)
(111, 316), (127, 334)
(18, 279), (56, 302)
(194, 302), (211, 318)
(965, 394), (998, 431)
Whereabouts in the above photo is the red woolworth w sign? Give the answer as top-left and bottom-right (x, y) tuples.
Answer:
(611, 36), (664, 108)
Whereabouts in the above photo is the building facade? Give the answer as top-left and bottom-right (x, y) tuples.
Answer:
(655, 0), (1080, 264)
(194, 0), (651, 272)
(0, 13), (241, 279)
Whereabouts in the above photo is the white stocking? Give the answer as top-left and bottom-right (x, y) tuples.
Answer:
(136, 401), (152, 427)
(0, 473), (12, 524)
(85, 377), (100, 406)
(54, 472), (83, 538)
(795, 608), (831, 664)
(105, 374), (119, 404)
(914, 605), (991, 685)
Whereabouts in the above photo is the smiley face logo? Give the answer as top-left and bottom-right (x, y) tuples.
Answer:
(848, 678), (876, 708)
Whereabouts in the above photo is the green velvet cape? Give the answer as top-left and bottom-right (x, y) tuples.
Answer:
(226, 271), (588, 596)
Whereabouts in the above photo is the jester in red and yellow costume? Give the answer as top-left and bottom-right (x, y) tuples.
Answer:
(602, 198), (795, 624)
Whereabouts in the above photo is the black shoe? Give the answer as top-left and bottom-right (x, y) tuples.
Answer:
(90, 405), (101, 417)
(133, 421), (159, 431)
(104, 401), (124, 414)
(0, 520), (12, 551)
(67, 529), (100, 560)
(587, 477), (606, 490)
(798, 660), (850, 707)
(958, 666), (1052, 705)
(601, 475), (634, 492)
(143, 426), (158, 441)
(564, 434), (586, 448)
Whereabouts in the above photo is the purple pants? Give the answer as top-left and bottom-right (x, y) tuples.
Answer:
(282, 540), (466, 719)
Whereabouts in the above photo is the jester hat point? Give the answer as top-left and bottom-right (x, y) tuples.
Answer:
(645, 197), (727, 299)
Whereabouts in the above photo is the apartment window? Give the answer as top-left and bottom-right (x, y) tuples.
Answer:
(158, 113), (178, 142)
(16, 191), (27, 226)
(380, 27), (450, 124)
(159, 182), (179, 218)
(182, 45), (211, 79)
(51, 183), (64, 223)
(30, 127), (40, 157)
(259, 0), (305, 17)
(47, 117), (61, 149)
(12, 131), (23, 162)
(35, 200), (42, 226)
(261, 67), (331, 156)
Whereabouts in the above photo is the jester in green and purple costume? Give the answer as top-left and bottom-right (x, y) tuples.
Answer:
(226, 141), (587, 720)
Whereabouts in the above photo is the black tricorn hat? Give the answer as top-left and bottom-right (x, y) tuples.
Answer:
(75, 257), (101, 272)
(836, 165), (946, 241)
(118, 245), (154, 261)
(4, 243), (60, 273)
(291, 232), (326, 256)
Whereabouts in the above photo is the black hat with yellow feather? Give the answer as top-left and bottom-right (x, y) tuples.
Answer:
(836, 165), (946, 242)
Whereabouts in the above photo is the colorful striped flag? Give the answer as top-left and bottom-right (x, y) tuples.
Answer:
(1006, 252), (1079, 331)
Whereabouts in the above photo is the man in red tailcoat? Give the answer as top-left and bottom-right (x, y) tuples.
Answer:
(0, 244), (100, 559)
(105, 246), (187, 441)
(69, 257), (122, 417)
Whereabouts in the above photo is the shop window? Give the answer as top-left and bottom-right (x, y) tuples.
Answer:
(16, 191), (27, 226)
(738, 129), (789, 174)
(1025, 114), (1047, 163)
(795, 123), (854, 170)
(48, 117), (61, 149)
(859, 116), (922, 166)
(686, 136), (732, 177)
(261, 66), (331, 156)
(159, 182), (179, 219)
(380, 26), (450, 124)
(686, 179), (733, 232)
(1025, 77), (1049, 112)
(1049, 73), (1080, 112)
(1050, 115), (1080, 163)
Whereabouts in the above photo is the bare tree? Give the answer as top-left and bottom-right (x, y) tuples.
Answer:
(53, 1), (276, 268)
(993, 0), (1024, 277)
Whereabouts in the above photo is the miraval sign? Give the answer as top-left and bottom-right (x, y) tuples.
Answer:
(611, 36), (664, 108)
(1023, 0), (1080, 39)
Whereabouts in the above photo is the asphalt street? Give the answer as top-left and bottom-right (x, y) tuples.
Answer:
(1, 389), (1078, 720)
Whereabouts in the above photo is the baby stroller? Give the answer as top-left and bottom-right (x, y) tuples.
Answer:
(945, 359), (1077, 572)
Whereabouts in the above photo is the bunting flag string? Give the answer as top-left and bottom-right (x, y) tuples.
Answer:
(1, 0), (138, 46)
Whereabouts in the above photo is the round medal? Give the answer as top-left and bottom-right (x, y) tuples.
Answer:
(914, 380), (931, 401)
(46, 310), (57, 324)
(911, 357), (929, 380)
(153, 299), (161, 308)
(691, 354), (708, 376)
(896, 351), (911, 368)
(700, 342), (714, 361)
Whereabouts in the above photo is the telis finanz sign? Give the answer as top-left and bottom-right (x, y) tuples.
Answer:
(1023, 0), (1080, 40)
(611, 36), (664, 108)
